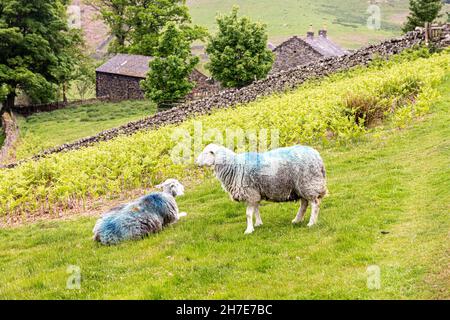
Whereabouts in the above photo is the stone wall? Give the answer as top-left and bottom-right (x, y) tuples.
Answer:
(270, 36), (323, 74)
(187, 69), (222, 100)
(3, 30), (447, 169)
(0, 112), (19, 164)
(96, 69), (222, 102)
(96, 72), (145, 101)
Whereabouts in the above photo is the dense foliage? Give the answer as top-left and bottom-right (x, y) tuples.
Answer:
(90, 0), (205, 56)
(70, 54), (97, 101)
(403, 0), (443, 32)
(206, 7), (274, 88)
(0, 0), (80, 108)
(140, 24), (201, 106)
(0, 50), (448, 216)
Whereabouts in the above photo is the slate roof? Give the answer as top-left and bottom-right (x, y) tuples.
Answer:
(96, 54), (154, 78)
(274, 34), (348, 58)
(304, 35), (348, 57)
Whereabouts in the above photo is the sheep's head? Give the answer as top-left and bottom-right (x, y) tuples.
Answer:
(195, 144), (224, 167)
(156, 179), (185, 197)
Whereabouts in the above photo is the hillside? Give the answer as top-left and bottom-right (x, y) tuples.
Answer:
(11, 100), (156, 161)
(0, 48), (448, 214)
(188, 0), (410, 49)
(2, 0), (449, 302)
(0, 66), (448, 299)
(75, 0), (412, 53)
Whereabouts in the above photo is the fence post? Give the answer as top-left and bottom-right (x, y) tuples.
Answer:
(424, 22), (429, 46)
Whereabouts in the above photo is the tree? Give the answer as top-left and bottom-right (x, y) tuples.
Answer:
(125, 0), (191, 55)
(72, 56), (96, 101)
(90, 0), (204, 56)
(0, 84), (7, 111)
(53, 29), (85, 103)
(403, 0), (443, 32)
(87, 0), (129, 52)
(205, 6), (274, 88)
(140, 23), (199, 106)
(0, 0), (76, 110)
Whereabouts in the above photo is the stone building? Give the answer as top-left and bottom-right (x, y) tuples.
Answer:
(96, 54), (218, 101)
(270, 27), (348, 74)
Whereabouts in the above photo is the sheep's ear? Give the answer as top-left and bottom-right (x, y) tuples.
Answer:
(155, 183), (164, 189)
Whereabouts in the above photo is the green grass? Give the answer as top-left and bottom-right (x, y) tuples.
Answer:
(13, 100), (157, 160)
(0, 75), (448, 299)
(188, 0), (411, 49)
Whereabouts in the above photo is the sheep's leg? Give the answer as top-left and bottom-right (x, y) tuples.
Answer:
(292, 199), (308, 224)
(244, 205), (255, 234)
(307, 198), (321, 227)
(254, 204), (263, 227)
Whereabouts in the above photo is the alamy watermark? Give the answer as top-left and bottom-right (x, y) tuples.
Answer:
(366, 265), (381, 290)
(367, 4), (381, 30)
(66, 265), (81, 290)
(170, 121), (280, 165)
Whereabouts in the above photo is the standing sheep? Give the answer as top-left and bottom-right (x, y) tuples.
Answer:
(93, 179), (187, 245)
(196, 144), (327, 234)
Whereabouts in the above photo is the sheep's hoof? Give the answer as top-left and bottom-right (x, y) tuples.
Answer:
(255, 221), (263, 227)
(307, 222), (315, 227)
(291, 219), (300, 224)
(244, 228), (254, 235)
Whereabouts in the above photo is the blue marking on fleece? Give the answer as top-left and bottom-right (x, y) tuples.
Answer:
(142, 193), (167, 215)
(234, 145), (318, 171)
(95, 192), (176, 245)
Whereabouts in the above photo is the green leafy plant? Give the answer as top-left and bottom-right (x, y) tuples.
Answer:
(89, 0), (205, 56)
(205, 6), (274, 88)
(403, 0), (443, 32)
(140, 23), (201, 106)
(0, 0), (82, 109)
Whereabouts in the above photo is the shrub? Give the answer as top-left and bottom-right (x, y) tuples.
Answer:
(206, 6), (274, 88)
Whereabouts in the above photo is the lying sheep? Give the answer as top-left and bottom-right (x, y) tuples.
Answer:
(196, 144), (327, 234)
(93, 179), (187, 245)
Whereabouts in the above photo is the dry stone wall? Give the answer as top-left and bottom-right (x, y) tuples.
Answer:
(2, 30), (446, 169)
(0, 112), (19, 164)
(96, 73), (145, 101)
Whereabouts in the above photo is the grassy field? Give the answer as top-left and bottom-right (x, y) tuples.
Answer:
(0, 72), (448, 299)
(13, 100), (156, 160)
(188, 0), (411, 49)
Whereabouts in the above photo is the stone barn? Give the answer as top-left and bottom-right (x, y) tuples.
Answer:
(96, 54), (218, 101)
(270, 27), (348, 74)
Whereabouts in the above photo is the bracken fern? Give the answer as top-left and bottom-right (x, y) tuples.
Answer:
(0, 50), (448, 217)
